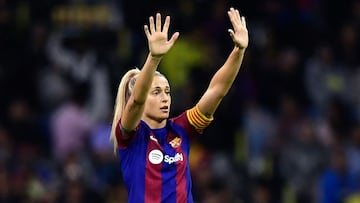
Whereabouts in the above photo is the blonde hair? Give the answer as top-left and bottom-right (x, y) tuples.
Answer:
(110, 68), (166, 153)
(110, 68), (140, 153)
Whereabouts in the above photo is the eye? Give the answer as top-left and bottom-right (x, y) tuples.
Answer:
(152, 90), (160, 95)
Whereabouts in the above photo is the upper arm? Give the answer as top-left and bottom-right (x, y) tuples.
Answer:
(119, 55), (162, 132)
(120, 96), (145, 132)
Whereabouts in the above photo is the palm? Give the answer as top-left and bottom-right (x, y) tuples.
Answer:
(144, 13), (179, 57)
(148, 31), (172, 56)
(227, 8), (249, 49)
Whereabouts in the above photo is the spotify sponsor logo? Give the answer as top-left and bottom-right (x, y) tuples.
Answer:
(148, 150), (184, 165)
(148, 149), (163, 164)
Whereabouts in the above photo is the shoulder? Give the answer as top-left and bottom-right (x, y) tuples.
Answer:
(170, 111), (198, 136)
(116, 120), (149, 148)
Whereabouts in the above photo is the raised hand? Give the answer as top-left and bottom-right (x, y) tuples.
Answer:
(144, 13), (179, 57)
(227, 8), (249, 49)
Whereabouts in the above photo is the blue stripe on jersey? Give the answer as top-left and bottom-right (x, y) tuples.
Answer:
(118, 123), (149, 203)
(161, 154), (177, 203)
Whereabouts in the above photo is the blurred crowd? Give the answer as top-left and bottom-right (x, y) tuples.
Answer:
(0, 0), (359, 202)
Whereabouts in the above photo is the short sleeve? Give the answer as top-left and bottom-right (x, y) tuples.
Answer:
(115, 120), (139, 148)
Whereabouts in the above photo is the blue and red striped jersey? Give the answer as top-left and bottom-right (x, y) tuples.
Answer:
(116, 111), (199, 203)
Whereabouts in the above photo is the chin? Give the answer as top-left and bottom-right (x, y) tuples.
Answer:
(154, 117), (167, 124)
(160, 114), (169, 120)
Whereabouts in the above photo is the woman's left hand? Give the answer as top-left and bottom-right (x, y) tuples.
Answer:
(227, 7), (249, 49)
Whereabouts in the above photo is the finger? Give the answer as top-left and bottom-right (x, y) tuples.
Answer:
(235, 9), (242, 25)
(228, 9), (235, 25)
(144, 25), (151, 39)
(168, 32), (179, 46)
(156, 13), (161, 31)
(162, 16), (170, 33)
(228, 7), (234, 20)
(230, 8), (240, 26)
(241, 16), (247, 29)
(228, 29), (235, 38)
(228, 9), (238, 29)
(228, 29), (239, 46)
(149, 16), (155, 34)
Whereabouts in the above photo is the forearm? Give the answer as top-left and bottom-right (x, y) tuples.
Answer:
(132, 53), (162, 103)
(197, 46), (246, 117)
(120, 53), (162, 131)
(209, 46), (245, 96)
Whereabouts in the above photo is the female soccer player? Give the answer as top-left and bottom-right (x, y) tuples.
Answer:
(110, 7), (248, 203)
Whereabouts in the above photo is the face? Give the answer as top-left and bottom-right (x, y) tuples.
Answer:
(143, 75), (171, 123)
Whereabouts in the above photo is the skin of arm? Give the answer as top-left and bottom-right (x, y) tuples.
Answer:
(121, 13), (179, 132)
(197, 7), (249, 117)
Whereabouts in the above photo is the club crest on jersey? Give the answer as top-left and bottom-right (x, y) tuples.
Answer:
(169, 137), (182, 148)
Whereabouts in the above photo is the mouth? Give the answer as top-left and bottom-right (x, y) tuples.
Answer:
(160, 106), (169, 112)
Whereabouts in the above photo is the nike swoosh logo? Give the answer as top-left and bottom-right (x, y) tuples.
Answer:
(150, 135), (158, 142)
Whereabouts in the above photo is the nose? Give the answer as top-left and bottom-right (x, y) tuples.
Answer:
(161, 93), (170, 102)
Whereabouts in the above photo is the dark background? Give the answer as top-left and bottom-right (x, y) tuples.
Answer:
(0, 0), (359, 202)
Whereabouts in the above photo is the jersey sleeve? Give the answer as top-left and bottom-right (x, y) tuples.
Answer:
(186, 105), (214, 133)
(115, 119), (139, 149)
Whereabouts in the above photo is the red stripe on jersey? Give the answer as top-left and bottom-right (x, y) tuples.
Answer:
(176, 147), (187, 203)
(145, 133), (162, 203)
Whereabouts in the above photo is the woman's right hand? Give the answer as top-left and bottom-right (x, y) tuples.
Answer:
(144, 13), (179, 58)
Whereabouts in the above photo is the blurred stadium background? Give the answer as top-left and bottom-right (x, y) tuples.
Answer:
(0, 0), (359, 202)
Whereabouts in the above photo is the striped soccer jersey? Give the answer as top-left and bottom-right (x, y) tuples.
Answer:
(115, 107), (212, 203)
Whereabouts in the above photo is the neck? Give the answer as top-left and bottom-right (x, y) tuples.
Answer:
(142, 116), (167, 129)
